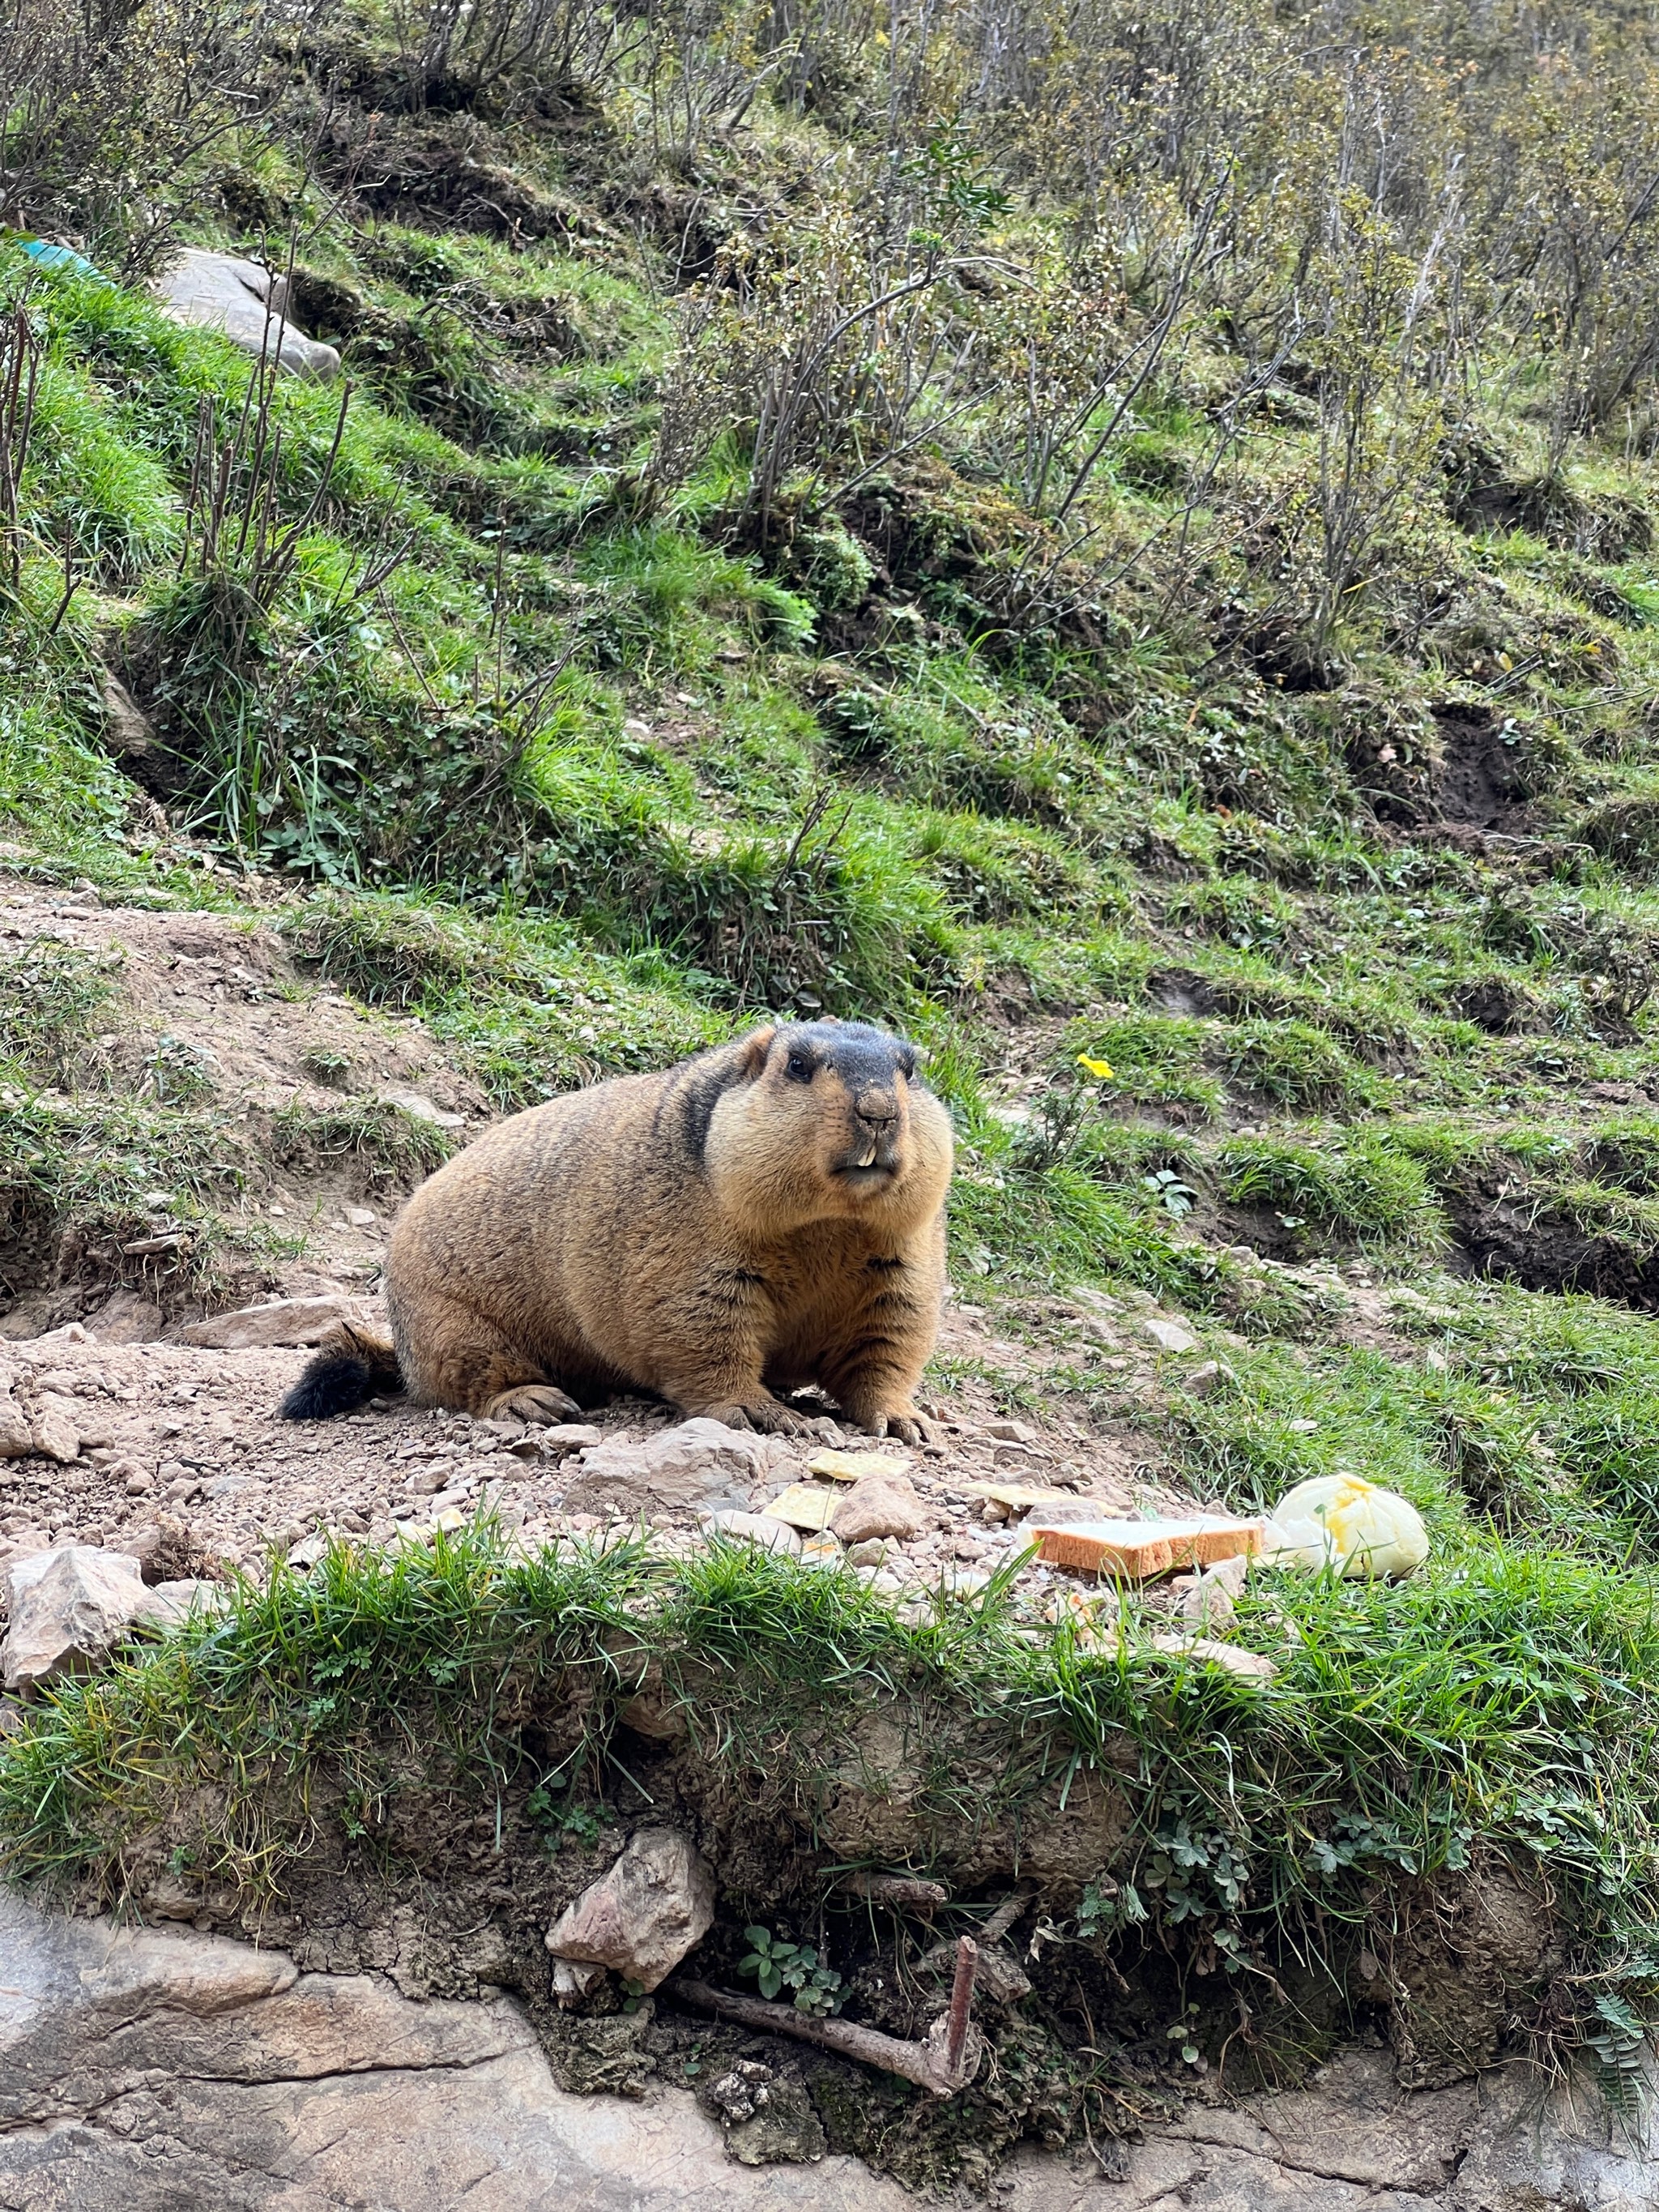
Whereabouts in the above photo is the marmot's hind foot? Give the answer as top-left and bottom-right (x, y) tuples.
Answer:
(488, 1382), (584, 1424)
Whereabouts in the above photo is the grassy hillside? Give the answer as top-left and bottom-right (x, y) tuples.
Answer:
(6, 0), (1659, 2140)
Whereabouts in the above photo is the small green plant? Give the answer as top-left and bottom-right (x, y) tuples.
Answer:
(1077, 1874), (1147, 1939)
(1013, 1055), (1115, 1172)
(739, 1925), (845, 2016)
(1165, 2001), (1205, 2068)
(1142, 1166), (1196, 1218)
(300, 1045), (352, 1089)
(525, 1783), (613, 1851)
(142, 1032), (218, 1104)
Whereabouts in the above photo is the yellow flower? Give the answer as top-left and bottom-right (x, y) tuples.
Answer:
(1077, 1054), (1115, 1080)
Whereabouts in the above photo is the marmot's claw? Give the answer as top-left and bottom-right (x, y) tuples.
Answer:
(488, 1383), (584, 1424)
(872, 1408), (935, 1445)
(697, 1397), (816, 1437)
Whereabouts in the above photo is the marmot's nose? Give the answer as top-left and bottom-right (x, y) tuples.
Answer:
(855, 1087), (898, 1129)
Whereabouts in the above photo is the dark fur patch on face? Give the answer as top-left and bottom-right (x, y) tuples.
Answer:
(775, 1021), (921, 1092)
(673, 1043), (760, 1162)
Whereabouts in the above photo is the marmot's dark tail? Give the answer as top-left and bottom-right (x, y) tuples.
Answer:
(279, 1324), (403, 1420)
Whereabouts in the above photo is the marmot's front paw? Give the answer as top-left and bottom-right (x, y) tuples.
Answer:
(694, 1395), (817, 1437)
(861, 1404), (936, 1445)
(488, 1383), (584, 1424)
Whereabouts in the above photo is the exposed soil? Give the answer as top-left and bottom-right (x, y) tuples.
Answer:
(1429, 702), (1529, 831)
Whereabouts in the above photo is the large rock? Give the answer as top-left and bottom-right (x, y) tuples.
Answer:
(177, 1293), (386, 1351)
(0, 1890), (1652, 2208)
(565, 1420), (771, 1515)
(544, 1826), (715, 1997)
(2, 1547), (164, 1691)
(150, 248), (341, 379)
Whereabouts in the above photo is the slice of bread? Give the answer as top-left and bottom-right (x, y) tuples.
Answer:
(1026, 1514), (1265, 1578)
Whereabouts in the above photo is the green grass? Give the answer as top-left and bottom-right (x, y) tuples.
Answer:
(2, 1527), (1655, 2085)
(0, 940), (124, 1086)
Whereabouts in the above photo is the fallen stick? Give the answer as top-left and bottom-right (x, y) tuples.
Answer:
(667, 1949), (983, 2098)
(842, 1870), (949, 1912)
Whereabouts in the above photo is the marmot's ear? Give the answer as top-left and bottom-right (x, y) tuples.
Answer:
(731, 1025), (777, 1080)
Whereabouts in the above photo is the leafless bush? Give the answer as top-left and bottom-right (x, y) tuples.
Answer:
(0, 0), (314, 273)
(647, 208), (981, 535)
(0, 298), (41, 602)
(386, 0), (633, 105)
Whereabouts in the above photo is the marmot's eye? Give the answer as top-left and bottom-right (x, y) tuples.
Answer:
(786, 1053), (814, 1083)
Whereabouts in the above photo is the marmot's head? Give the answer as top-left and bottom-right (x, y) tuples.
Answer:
(704, 1020), (952, 1232)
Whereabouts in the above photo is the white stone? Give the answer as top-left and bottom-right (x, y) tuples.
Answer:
(146, 1578), (227, 1627)
(382, 1089), (467, 1129)
(0, 1388), (32, 1457)
(1149, 1631), (1277, 1681)
(700, 1509), (804, 1555)
(544, 1826), (714, 1996)
(151, 247), (341, 379)
(31, 1391), (81, 1463)
(1141, 1316), (1200, 1354)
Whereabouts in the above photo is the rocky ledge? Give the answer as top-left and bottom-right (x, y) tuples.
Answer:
(0, 1887), (1651, 2210)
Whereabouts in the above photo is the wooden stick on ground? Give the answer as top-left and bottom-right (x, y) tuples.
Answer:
(667, 1951), (984, 2099)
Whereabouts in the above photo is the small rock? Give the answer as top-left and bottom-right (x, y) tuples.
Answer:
(177, 1294), (382, 1350)
(1171, 1572), (1235, 1633)
(1202, 1554), (1252, 1599)
(1141, 1317), (1199, 1355)
(700, 1510), (803, 1555)
(807, 1448), (910, 1482)
(287, 1533), (328, 1568)
(347, 1206), (377, 1228)
(382, 1090), (466, 1129)
(1149, 1633), (1276, 1682)
(1179, 1360), (1232, 1400)
(539, 1424), (603, 1454)
(984, 1420), (1035, 1444)
(544, 1826), (714, 1997)
(0, 1391), (32, 1458)
(845, 1538), (890, 1569)
(830, 1471), (926, 1545)
(3, 1546), (160, 1691)
(145, 1578), (226, 1627)
(31, 1394), (81, 1463)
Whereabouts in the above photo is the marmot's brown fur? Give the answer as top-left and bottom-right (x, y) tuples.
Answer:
(281, 1020), (953, 1441)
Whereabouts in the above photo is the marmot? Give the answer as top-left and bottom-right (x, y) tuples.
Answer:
(280, 1019), (953, 1441)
